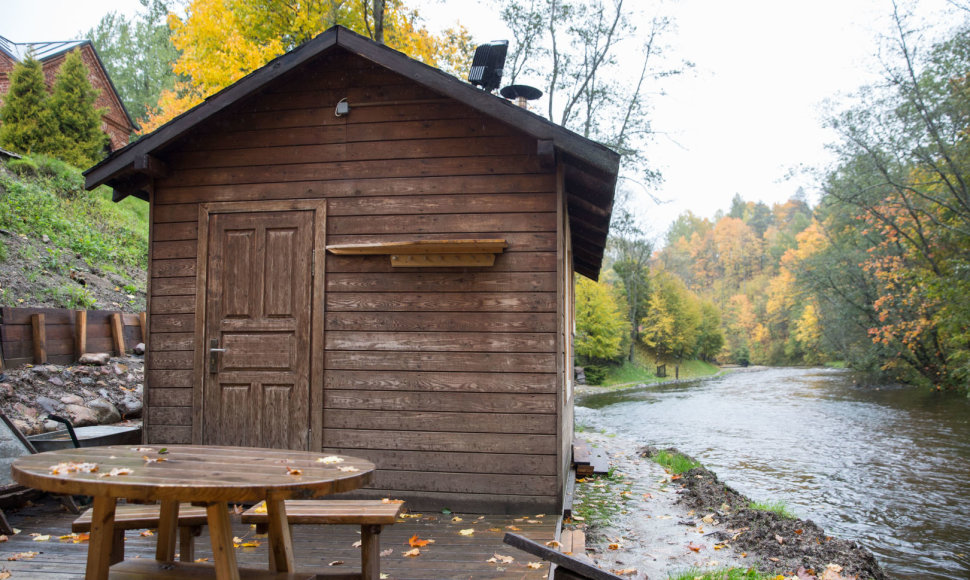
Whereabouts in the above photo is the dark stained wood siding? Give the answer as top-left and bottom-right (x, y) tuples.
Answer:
(144, 49), (562, 511)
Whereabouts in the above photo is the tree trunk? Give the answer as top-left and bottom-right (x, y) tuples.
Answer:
(373, 0), (385, 44)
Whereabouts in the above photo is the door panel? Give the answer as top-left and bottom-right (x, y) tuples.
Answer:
(203, 210), (313, 450)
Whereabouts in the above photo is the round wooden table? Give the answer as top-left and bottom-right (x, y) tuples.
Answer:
(12, 445), (375, 580)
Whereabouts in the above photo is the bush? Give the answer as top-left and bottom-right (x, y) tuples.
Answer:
(583, 364), (609, 385)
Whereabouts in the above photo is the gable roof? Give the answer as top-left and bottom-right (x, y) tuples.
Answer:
(0, 36), (137, 129)
(83, 26), (618, 279)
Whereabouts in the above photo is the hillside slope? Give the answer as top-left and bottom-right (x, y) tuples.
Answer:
(0, 155), (148, 313)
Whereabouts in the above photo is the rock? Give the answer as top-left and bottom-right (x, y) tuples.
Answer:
(0, 383), (13, 398)
(85, 398), (121, 424)
(575, 366), (587, 385)
(35, 396), (62, 415)
(63, 404), (99, 427)
(133, 343), (145, 355)
(79, 352), (111, 365)
(113, 364), (127, 375)
(49, 376), (64, 387)
(41, 234), (50, 243)
(14, 403), (37, 420)
(79, 377), (94, 386)
(118, 394), (142, 419)
(42, 419), (60, 432)
(12, 419), (31, 435)
(60, 394), (84, 406)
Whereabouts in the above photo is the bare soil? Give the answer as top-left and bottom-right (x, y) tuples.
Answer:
(0, 228), (146, 312)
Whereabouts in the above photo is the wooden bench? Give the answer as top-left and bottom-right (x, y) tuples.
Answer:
(504, 532), (624, 580)
(72, 503), (208, 564)
(241, 499), (405, 580)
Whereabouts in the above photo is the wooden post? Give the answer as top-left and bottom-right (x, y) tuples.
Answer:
(75, 310), (88, 360)
(138, 312), (147, 345)
(110, 313), (125, 356)
(31, 313), (47, 364)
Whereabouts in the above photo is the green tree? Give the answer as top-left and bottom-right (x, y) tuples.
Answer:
(607, 205), (653, 362)
(87, 0), (179, 123)
(47, 50), (108, 168)
(695, 301), (724, 362)
(574, 276), (629, 361)
(0, 55), (56, 155)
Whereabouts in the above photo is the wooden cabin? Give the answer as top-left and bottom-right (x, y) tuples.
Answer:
(83, 26), (618, 513)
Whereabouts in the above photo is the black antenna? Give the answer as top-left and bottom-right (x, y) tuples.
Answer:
(468, 40), (508, 92)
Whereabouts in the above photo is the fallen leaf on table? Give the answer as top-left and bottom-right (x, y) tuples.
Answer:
(286, 467), (303, 476)
(195, 558), (210, 563)
(100, 467), (133, 478)
(143, 456), (167, 464)
(451, 516), (463, 522)
(352, 540), (362, 548)
(527, 562), (544, 569)
(31, 534), (50, 542)
(7, 551), (38, 561)
(489, 527), (502, 532)
(526, 520), (540, 524)
(506, 525), (521, 531)
(408, 534), (431, 548)
(458, 529), (474, 536)
(403, 548), (421, 557)
(487, 554), (514, 564)
(0, 536), (6, 543)
(534, 514), (545, 518)
(380, 574), (389, 579)
(380, 549), (393, 557)
(545, 540), (561, 549)
(328, 560), (344, 566)
(317, 456), (344, 464)
(49, 462), (99, 475)
(253, 502), (267, 514)
(381, 498), (404, 504)
(131, 447), (155, 452)
(607, 543), (620, 550)
(140, 530), (154, 537)
(231, 505), (244, 515)
(337, 466), (359, 472)
(0, 569), (10, 579)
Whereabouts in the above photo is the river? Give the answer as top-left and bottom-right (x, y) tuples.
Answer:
(574, 367), (970, 579)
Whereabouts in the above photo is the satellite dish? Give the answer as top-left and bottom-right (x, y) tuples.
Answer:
(500, 84), (543, 108)
(468, 40), (509, 92)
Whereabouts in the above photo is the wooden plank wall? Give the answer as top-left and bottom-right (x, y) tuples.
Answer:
(146, 49), (561, 511)
(0, 307), (143, 367)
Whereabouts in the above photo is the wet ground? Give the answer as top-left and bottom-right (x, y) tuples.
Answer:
(576, 431), (887, 579)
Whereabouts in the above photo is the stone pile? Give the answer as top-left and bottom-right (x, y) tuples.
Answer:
(0, 353), (143, 435)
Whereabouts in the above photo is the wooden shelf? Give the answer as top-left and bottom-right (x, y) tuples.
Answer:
(326, 239), (508, 267)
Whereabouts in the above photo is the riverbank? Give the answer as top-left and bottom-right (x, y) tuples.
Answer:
(572, 430), (888, 579)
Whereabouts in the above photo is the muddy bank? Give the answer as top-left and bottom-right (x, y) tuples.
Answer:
(574, 431), (888, 579)
(642, 445), (888, 579)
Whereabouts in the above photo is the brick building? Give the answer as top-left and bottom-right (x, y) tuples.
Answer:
(0, 36), (135, 152)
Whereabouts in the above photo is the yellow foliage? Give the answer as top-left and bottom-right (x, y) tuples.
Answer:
(142, 0), (473, 135)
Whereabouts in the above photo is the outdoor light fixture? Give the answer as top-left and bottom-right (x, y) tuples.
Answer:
(335, 98), (350, 116)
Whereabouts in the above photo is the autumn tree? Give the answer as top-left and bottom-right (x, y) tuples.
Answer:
(47, 50), (108, 168)
(0, 54), (56, 155)
(143, 0), (473, 132)
(574, 276), (630, 362)
(810, 7), (970, 389)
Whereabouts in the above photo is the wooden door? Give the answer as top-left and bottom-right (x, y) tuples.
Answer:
(202, 210), (314, 449)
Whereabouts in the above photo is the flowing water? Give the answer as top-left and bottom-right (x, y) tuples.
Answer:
(574, 367), (970, 579)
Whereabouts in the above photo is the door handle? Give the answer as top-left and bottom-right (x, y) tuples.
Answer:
(209, 338), (226, 372)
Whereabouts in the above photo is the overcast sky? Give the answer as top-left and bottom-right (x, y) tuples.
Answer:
(3, 0), (963, 238)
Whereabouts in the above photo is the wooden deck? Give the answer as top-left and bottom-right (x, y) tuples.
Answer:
(0, 496), (557, 579)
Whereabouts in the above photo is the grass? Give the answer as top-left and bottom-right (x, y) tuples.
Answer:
(571, 468), (634, 527)
(594, 344), (723, 388)
(668, 567), (773, 580)
(748, 500), (797, 520)
(0, 155), (148, 270)
(649, 449), (700, 474)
